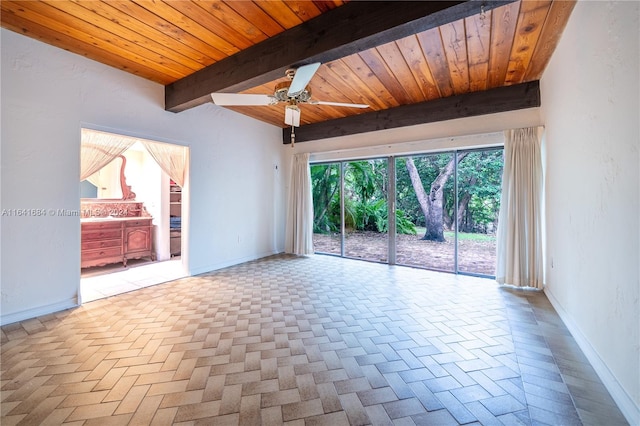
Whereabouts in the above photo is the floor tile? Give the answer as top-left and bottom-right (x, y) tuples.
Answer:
(480, 394), (526, 417)
(449, 384), (492, 404)
(1, 254), (629, 425)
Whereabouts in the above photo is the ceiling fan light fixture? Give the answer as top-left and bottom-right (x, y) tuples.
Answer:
(284, 104), (301, 127)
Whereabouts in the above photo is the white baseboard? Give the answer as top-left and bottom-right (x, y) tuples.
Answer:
(544, 288), (639, 426)
(1, 298), (78, 327)
(188, 250), (282, 276)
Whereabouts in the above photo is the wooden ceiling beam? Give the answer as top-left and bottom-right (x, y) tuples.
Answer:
(282, 80), (540, 144)
(165, 1), (518, 113)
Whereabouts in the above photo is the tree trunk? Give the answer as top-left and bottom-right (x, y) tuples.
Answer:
(457, 152), (488, 232)
(405, 157), (430, 223)
(406, 154), (467, 242)
(443, 209), (453, 231)
(457, 174), (477, 232)
(457, 192), (472, 232)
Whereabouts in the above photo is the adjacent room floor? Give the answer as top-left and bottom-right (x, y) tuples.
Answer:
(1, 254), (628, 425)
(80, 258), (186, 303)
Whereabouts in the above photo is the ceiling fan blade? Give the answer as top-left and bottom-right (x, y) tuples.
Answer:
(287, 62), (321, 97)
(211, 93), (275, 106)
(310, 100), (369, 109)
(284, 105), (301, 127)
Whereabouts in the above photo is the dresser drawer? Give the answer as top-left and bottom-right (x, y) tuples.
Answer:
(81, 246), (122, 261)
(82, 221), (122, 231)
(82, 229), (123, 241)
(81, 238), (121, 250)
(125, 219), (152, 228)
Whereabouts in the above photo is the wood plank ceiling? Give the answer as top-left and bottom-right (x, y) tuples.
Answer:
(1, 1), (575, 135)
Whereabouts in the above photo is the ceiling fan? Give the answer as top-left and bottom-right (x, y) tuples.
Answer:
(210, 63), (369, 130)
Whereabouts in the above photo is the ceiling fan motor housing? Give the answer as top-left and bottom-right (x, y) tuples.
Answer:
(274, 81), (312, 103)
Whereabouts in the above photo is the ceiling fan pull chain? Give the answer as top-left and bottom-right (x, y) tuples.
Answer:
(290, 126), (295, 148)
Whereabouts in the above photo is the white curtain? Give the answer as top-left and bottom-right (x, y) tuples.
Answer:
(80, 129), (135, 181)
(141, 141), (188, 187)
(285, 153), (314, 255)
(496, 126), (544, 288)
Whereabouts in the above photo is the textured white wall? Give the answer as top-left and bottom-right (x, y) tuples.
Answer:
(540, 1), (639, 422)
(1, 29), (287, 324)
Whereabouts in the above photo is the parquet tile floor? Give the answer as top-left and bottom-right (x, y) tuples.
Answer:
(1, 254), (628, 425)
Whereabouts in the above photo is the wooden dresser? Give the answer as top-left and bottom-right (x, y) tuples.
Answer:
(81, 200), (154, 268)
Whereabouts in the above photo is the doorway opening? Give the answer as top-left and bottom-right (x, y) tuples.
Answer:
(311, 147), (503, 277)
(79, 129), (190, 302)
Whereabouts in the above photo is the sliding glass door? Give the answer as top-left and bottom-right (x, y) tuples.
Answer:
(310, 148), (503, 277)
(395, 154), (456, 272)
(456, 149), (503, 275)
(343, 159), (388, 263)
(311, 162), (341, 255)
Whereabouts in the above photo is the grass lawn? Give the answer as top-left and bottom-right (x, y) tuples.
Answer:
(413, 227), (496, 242)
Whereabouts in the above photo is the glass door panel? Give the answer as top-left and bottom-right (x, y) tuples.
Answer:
(456, 149), (503, 276)
(311, 149), (503, 277)
(395, 154), (456, 272)
(311, 163), (341, 255)
(343, 159), (388, 263)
